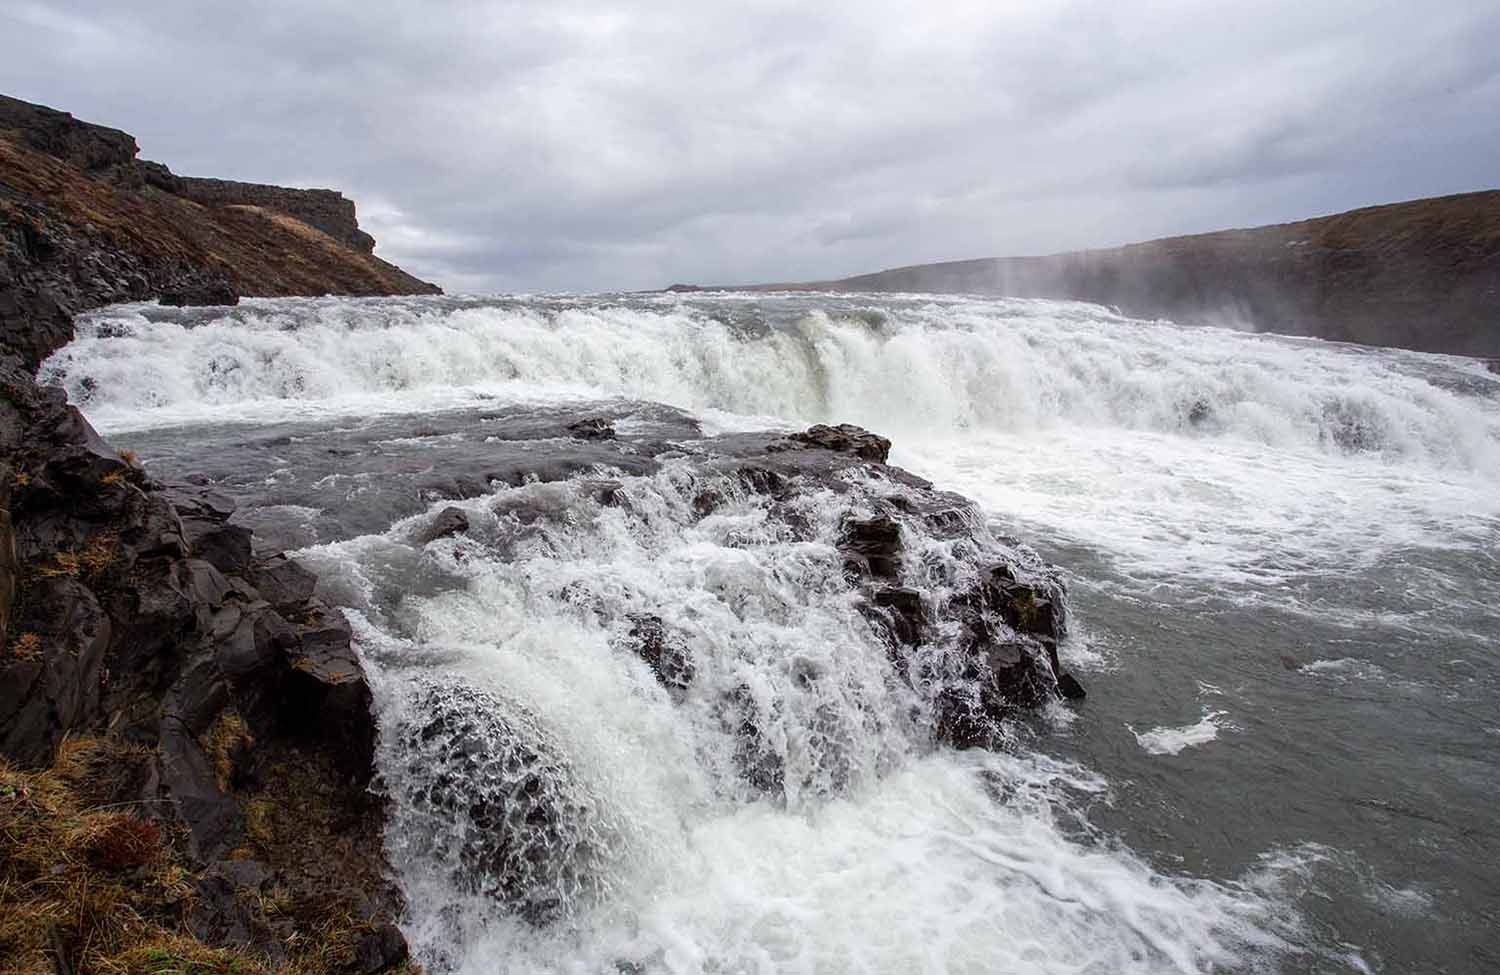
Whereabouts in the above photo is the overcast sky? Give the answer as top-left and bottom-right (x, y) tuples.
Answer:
(3, 1), (1497, 293)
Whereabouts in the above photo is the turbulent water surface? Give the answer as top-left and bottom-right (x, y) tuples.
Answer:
(45, 293), (1500, 974)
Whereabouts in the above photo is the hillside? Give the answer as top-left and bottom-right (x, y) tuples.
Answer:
(1, 93), (439, 371)
(696, 192), (1500, 357)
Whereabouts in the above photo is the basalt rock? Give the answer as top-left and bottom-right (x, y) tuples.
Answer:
(418, 505), (470, 544)
(566, 416), (616, 440)
(390, 677), (604, 924)
(159, 276), (240, 307)
(706, 425), (1086, 754)
(787, 422), (891, 463)
(622, 613), (695, 692)
(839, 514), (903, 579)
(0, 355), (406, 967)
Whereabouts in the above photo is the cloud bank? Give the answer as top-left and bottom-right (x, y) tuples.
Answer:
(3, 0), (1497, 292)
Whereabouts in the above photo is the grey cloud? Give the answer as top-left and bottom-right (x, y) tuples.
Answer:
(2, 0), (1497, 292)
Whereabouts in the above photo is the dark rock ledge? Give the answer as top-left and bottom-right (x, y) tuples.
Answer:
(0, 354), (409, 972)
(0, 93), (431, 973)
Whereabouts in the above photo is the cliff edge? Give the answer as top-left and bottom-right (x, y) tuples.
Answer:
(1, 92), (440, 370)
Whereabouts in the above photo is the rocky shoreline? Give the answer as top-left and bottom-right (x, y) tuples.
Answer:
(0, 95), (441, 973)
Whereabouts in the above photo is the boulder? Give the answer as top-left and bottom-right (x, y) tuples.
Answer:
(622, 613), (695, 691)
(566, 416), (616, 440)
(159, 278), (240, 307)
(390, 677), (603, 923)
(788, 423), (891, 462)
(417, 505), (470, 544)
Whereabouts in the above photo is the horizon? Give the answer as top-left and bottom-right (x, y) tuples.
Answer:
(3, 1), (1497, 295)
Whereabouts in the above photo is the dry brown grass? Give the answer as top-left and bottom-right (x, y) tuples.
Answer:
(28, 529), (119, 582)
(0, 736), (421, 975)
(202, 710), (252, 795)
(6, 632), (41, 663)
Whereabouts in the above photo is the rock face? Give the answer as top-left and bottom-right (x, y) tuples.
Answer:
(0, 93), (139, 180)
(178, 176), (377, 254)
(0, 93), (428, 971)
(0, 353), (401, 965)
(0, 93), (439, 373)
(712, 191), (1500, 358)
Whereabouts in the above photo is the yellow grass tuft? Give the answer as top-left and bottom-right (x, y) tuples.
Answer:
(0, 736), (422, 975)
(6, 632), (41, 663)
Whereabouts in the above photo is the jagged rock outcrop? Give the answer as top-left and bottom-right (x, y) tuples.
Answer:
(0, 93), (431, 972)
(709, 190), (1500, 358)
(1, 93), (438, 372)
(178, 177), (377, 253)
(0, 93), (139, 180)
(0, 352), (404, 968)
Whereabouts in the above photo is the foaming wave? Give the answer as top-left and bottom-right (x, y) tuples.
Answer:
(285, 460), (1343, 973)
(1131, 710), (1228, 756)
(44, 293), (1500, 472)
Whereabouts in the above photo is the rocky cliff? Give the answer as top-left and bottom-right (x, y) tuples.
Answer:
(0, 93), (438, 369)
(701, 191), (1500, 358)
(0, 95), (425, 973)
(176, 177), (378, 253)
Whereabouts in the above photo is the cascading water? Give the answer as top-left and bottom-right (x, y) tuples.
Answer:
(46, 293), (1500, 974)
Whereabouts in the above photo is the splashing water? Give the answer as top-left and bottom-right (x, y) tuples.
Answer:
(50, 292), (1500, 973)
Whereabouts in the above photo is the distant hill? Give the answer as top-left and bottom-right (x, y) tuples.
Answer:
(686, 192), (1500, 357)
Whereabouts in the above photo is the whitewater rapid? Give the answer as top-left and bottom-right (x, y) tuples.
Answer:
(46, 293), (1500, 595)
(45, 293), (1500, 974)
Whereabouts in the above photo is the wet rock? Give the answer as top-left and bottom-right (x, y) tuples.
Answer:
(0, 576), (112, 765)
(205, 858), (273, 893)
(623, 613), (695, 691)
(247, 554), (318, 613)
(188, 871), (285, 964)
(788, 423), (891, 463)
(1486, 358), (1500, 375)
(976, 563), (1064, 643)
(721, 684), (785, 798)
(418, 505), (470, 544)
(171, 487), (253, 575)
(159, 721), (243, 859)
(159, 277), (240, 307)
(1057, 672), (1087, 700)
(391, 677), (603, 924)
(566, 416), (616, 440)
(279, 603), (376, 781)
(839, 514), (903, 579)
(869, 586), (927, 646)
(349, 921), (409, 974)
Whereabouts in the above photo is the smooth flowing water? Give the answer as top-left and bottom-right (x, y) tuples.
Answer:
(44, 293), (1500, 974)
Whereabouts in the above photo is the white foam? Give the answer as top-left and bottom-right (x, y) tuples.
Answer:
(46, 295), (1500, 478)
(51, 295), (1500, 615)
(1132, 711), (1227, 756)
(293, 467), (1306, 973)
